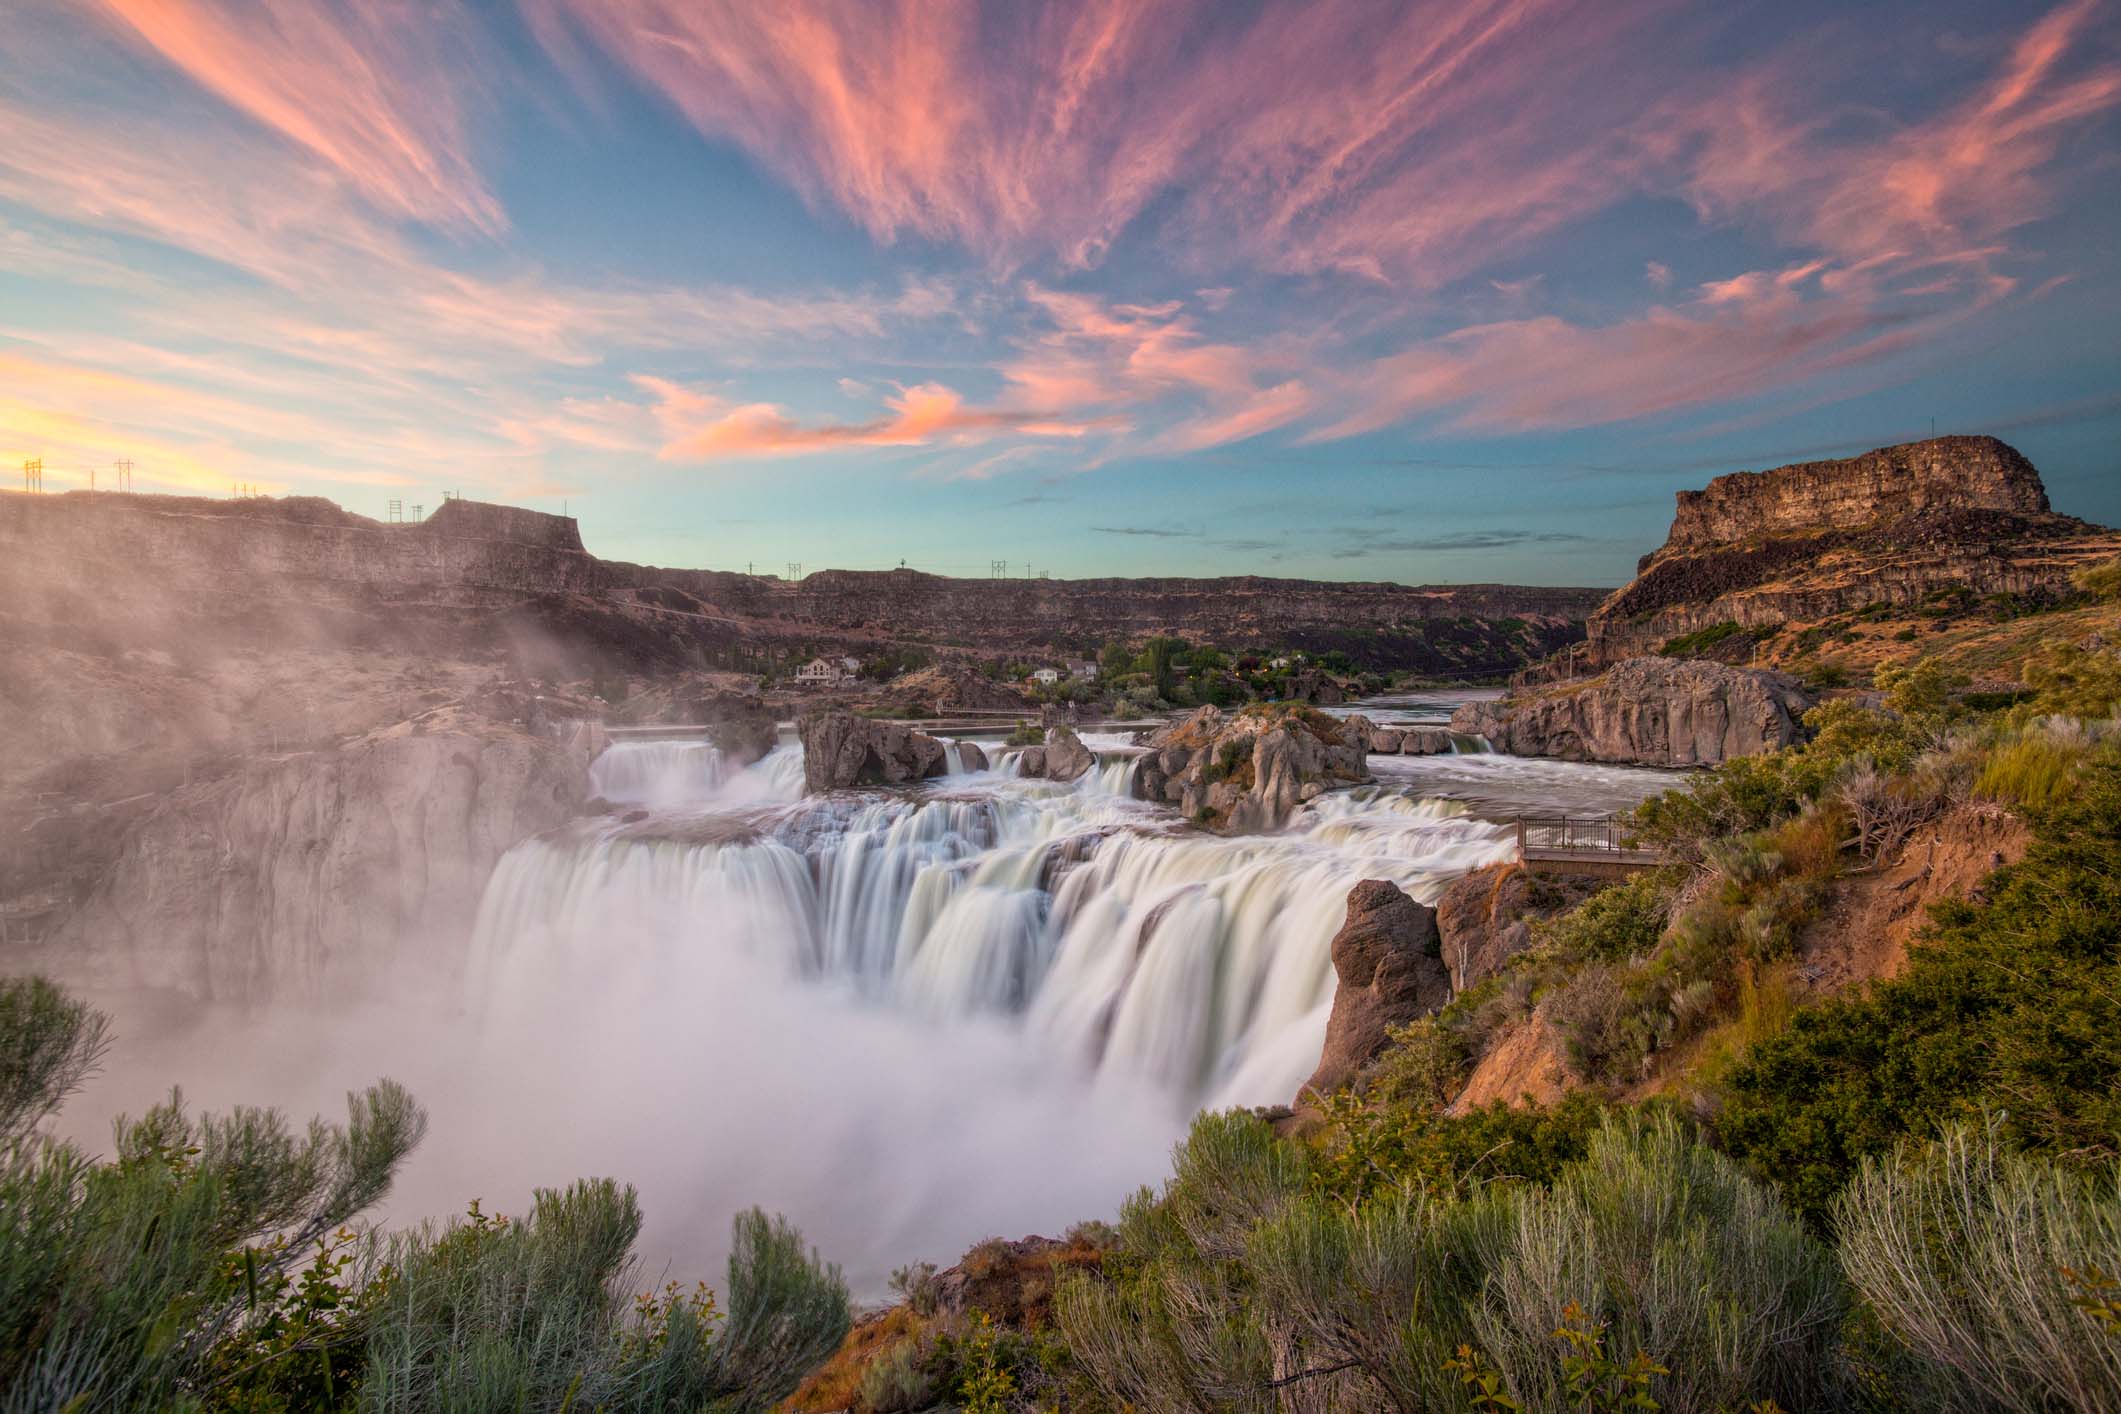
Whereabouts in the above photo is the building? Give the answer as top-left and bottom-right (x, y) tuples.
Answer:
(1065, 659), (1098, 681)
(1030, 667), (1062, 686)
(796, 655), (860, 687)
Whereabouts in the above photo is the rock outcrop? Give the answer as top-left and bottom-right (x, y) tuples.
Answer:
(1133, 704), (1370, 830)
(798, 711), (950, 792)
(1581, 436), (2121, 668)
(953, 739), (990, 772)
(1297, 880), (1448, 1102)
(1435, 863), (1596, 992)
(1033, 725), (1095, 783)
(1451, 656), (1812, 765)
(1665, 436), (2048, 548)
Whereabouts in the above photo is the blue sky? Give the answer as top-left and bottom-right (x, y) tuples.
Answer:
(2, 0), (2117, 586)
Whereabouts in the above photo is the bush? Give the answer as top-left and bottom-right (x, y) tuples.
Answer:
(1718, 741), (2121, 1223)
(2073, 553), (2121, 602)
(1834, 1121), (2121, 1411)
(0, 979), (850, 1412)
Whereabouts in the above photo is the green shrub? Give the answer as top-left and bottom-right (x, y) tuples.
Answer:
(0, 979), (850, 1413)
(2073, 554), (2121, 602)
(1834, 1122), (2121, 1411)
(1658, 621), (1746, 656)
(1718, 741), (2121, 1223)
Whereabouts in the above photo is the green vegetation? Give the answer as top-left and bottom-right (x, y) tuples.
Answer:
(1717, 733), (2121, 1221)
(0, 979), (850, 1411)
(1656, 620), (1746, 656)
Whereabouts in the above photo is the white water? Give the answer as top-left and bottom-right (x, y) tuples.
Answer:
(470, 753), (1514, 1111)
(65, 715), (1677, 1296)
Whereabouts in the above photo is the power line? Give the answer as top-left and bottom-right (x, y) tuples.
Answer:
(21, 458), (42, 493)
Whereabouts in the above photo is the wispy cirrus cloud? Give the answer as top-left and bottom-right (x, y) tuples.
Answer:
(89, 0), (505, 232)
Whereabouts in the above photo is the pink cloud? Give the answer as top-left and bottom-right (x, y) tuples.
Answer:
(91, 0), (504, 232)
(1322, 260), (1990, 437)
(1657, 0), (2121, 272)
(530, 0), (1685, 285)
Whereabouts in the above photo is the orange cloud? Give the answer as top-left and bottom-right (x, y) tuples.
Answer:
(642, 378), (1107, 462)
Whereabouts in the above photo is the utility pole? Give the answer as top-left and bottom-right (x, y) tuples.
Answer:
(786, 562), (802, 582)
(115, 458), (133, 492)
(990, 559), (1007, 579)
(22, 458), (42, 492)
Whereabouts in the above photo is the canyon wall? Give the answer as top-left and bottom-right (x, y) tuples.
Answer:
(0, 491), (1601, 672)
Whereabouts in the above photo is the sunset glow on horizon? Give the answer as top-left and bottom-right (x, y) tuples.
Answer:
(3, 0), (2117, 581)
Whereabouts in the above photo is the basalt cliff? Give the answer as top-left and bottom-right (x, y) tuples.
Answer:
(0, 490), (1601, 680)
(1582, 435), (2120, 669)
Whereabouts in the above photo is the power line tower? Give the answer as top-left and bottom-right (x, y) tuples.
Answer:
(990, 559), (1007, 578)
(114, 458), (133, 492)
(22, 458), (42, 493)
(786, 562), (802, 581)
(387, 499), (403, 523)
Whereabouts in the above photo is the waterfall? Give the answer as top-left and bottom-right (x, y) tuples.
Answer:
(469, 750), (1514, 1109)
(589, 740), (733, 806)
(588, 740), (804, 810)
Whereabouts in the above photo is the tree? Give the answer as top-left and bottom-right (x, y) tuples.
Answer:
(0, 977), (850, 1412)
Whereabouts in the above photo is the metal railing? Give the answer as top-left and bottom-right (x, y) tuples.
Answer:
(1513, 815), (1650, 855)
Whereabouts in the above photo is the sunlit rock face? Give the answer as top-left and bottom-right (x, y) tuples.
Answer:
(1450, 657), (1812, 766)
(34, 710), (602, 999)
(1582, 436), (2121, 667)
(1129, 705), (1371, 830)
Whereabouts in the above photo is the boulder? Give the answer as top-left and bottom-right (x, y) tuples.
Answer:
(798, 710), (950, 792)
(953, 739), (990, 772)
(1040, 725), (1095, 783)
(1449, 656), (1812, 766)
(1399, 727), (1453, 755)
(1369, 727), (1404, 753)
(1297, 879), (1448, 1102)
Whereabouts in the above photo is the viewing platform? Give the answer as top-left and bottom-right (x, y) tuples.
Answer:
(1512, 815), (1665, 878)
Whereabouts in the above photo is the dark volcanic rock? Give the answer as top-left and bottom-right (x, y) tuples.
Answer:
(798, 710), (949, 792)
(1452, 656), (1811, 766)
(953, 739), (989, 772)
(1298, 879), (1447, 1102)
(1039, 725), (1095, 783)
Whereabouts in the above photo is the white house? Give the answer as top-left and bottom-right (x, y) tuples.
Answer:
(795, 656), (857, 687)
(1030, 667), (1062, 686)
(1065, 659), (1098, 681)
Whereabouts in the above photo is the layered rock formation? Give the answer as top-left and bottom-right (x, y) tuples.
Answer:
(797, 711), (950, 792)
(1133, 704), (1371, 830)
(1297, 880), (1448, 1102)
(1452, 656), (1812, 765)
(1584, 436), (2121, 666)
(15, 706), (601, 999)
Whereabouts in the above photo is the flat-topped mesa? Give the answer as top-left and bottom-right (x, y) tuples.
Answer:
(1659, 435), (2048, 556)
(1579, 434), (2119, 670)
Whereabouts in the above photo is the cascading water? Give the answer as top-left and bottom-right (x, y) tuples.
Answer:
(470, 736), (1516, 1110)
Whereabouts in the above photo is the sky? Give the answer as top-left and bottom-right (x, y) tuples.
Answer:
(2, 0), (2118, 587)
